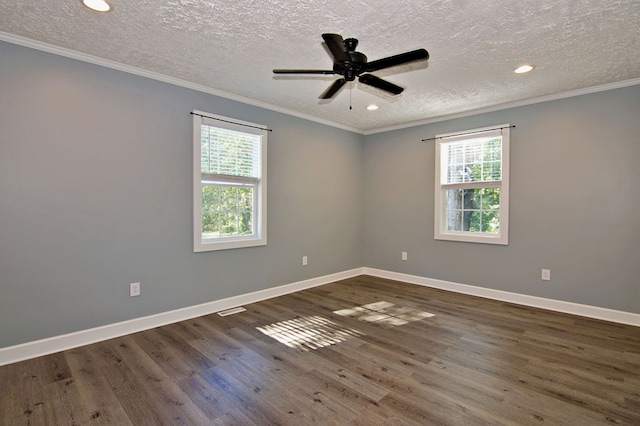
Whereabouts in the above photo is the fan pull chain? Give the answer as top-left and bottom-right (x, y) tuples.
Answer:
(349, 84), (352, 110)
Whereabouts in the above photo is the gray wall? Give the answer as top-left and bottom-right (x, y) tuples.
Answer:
(1, 39), (638, 350)
(0, 41), (364, 347)
(363, 85), (640, 314)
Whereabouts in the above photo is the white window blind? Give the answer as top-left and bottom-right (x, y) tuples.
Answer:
(444, 134), (502, 185)
(200, 125), (261, 180)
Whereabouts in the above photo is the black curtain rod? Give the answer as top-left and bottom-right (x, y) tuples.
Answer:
(421, 125), (515, 142)
(190, 112), (273, 132)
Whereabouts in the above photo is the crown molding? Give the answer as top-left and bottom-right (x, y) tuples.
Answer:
(365, 78), (640, 135)
(2, 31), (638, 136)
(0, 32), (361, 134)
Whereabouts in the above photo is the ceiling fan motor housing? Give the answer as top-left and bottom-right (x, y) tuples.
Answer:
(335, 51), (368, 81)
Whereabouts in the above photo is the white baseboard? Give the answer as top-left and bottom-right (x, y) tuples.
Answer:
(0, 268), (364, 366)
(3, 267), (638, 366)
(364, 268), (640, 327)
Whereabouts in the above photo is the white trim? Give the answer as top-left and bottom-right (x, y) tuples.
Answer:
(193, 111), (267, 252)
(363, 78), (640, 135)
(363, 268), (640, 327)
(0, 268), (364, 366)
(0, 32), (361, 134)
(434, 125), (510, 245)
(1, 266), (638, 366)
(2, 32), (639, 136)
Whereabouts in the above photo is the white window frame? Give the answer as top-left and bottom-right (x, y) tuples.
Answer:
(434, 124), (510, 245)
(193, 111), (267, 252)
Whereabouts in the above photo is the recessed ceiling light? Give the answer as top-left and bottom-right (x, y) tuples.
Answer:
(514, 64), (534, 74)
(366, 104), (379, 111)
(82, 0), (111, 12)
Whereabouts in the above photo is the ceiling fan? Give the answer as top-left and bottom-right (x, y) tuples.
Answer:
(273, 33), (429, 99)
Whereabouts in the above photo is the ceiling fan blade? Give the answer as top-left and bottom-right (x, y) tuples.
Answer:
(273, 69), (335, 75)
(322, 33), (350, 63)
(365, 48), (429, 72)
(319, 78), (347, 99)
(358, 74), (404, 95)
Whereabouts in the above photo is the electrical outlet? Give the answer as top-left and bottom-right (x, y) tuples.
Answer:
(401, 251), (408, 261)
(130, 282), (141, 297)
(302, 256), (308, 266)
(541, 269), (551, 281)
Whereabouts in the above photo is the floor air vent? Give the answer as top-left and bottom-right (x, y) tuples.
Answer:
(216, 307), (247, 317)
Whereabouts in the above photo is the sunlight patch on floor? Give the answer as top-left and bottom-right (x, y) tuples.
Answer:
(256, 315), (363, 352)
(333, 301), (435, 326)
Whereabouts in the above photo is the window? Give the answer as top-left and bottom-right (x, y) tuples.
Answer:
(434, 124), (510, 244)
(193, 111), (267, 252)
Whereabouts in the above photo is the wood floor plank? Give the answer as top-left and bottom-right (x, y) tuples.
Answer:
(93, 337), (212, 425)
(176, 370), (258, 425)
(190, 325), (332, 424)
(1, 275), (639, 425)
(416, 355), (612, 425)
(36, 352), (73, 384)
(62, 346), (134, 425)
(133, 326), (216, 381)
(0, 357), (50, 425)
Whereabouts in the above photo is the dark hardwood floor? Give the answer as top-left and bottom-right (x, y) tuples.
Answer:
(1, 275), (639, 425)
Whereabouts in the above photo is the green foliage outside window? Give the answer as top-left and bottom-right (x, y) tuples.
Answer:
(202, 185), (254, 238)
(446, 137), (502, 234)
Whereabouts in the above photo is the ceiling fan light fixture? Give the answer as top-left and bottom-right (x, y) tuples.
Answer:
(514, 64), (534, 74)
(367, 104), (379, 111)
(82, 0), (111, 12)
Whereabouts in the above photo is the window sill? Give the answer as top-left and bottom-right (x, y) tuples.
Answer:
(194, 236), (267, 252)
(435, 231), (508, 245)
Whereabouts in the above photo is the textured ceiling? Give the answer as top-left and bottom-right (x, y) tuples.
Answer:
(1, 0), (639, 132)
